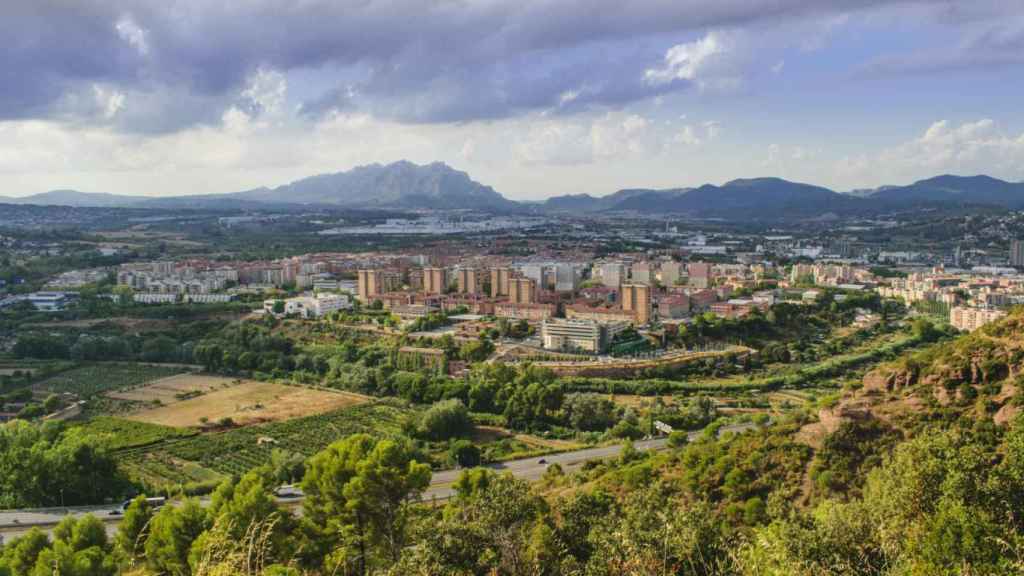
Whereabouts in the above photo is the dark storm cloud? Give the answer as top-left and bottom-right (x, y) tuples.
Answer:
(0, 0), (961, 129)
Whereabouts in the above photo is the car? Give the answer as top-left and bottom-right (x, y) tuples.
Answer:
(537, 458), (547, 464)
(274, 485), (304, 499)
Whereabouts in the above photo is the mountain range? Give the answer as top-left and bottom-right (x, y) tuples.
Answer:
(2, 161), (1023, 220)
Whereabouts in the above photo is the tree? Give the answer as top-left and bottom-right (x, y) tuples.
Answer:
(0, 529), (50, 576)
(912, 317), (941, 343)
(201, 469), (294, 566)
(563, 394), (619, 432)
(33, 515), (116, 576)
(416, 399), (473, 441)
(460, 337), (495, 362)
(269, 449), (305, 486)
(448, 439), (481, 468)
(667, 430), (689, 448)
(144, 499), (210, 576)
(141, 336), (178, 362)
(394, 471), (554, 575)
(42, 394), (60, 414)
(0, 421), (129, 508)
(114, 496), (153, 569)
(301, 434), (431, 575)
(586, 486), (728, 576)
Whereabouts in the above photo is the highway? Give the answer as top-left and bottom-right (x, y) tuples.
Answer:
(0, 423), (753, 540)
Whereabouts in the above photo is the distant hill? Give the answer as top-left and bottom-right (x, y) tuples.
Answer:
(860, 174), (1024, 208)
(1, 189), (148, 208)
(543, 177), (860, 219)
(223, 160), (518, 211)
(0, 161), (517, 212)
(3, 168), (1022, 218)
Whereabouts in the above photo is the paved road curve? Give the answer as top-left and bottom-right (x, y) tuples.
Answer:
(0, 423), (754, 540)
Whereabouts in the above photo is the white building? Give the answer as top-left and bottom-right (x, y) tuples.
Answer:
(27, 292), (77, 311)
(134, 293), (179, 304)
(267, 293), (353, 319)
(541, 318), (627, 354)
(185, 294), (236, 304)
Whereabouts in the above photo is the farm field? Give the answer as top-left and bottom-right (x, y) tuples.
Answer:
(118, 399), (412, 485)
(32, 363), (187, 397)
(118, 375), (370, 427)
(77, 416), (198, 450)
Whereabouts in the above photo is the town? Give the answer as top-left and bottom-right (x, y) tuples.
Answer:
(4, 1), (1024, 574)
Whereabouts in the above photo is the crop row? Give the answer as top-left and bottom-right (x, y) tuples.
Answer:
(133, 399), (413, 479)
(35, 363), (185, 397)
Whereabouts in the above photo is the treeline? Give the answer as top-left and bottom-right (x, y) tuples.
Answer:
(12, 320), (226, 364)
(0, 420), (131, 508)
(674, 290), (893, 349)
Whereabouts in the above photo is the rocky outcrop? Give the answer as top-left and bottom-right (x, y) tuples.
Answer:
(862, 369), (915, 394)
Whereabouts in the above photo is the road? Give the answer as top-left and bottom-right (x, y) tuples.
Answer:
(0, 423), (754, 540)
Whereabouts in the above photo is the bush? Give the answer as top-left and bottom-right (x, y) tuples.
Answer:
(448, 439), (482, 468)
(416, 399), (473, 441)
(608, 419), (644, 440)
(667, 430), (689, 448)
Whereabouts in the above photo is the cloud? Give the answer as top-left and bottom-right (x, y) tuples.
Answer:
(115, 14), (149, 56)
(0, 0), (975, 131)
(673, 126), (703, 146)
(837, 119), (1024, 186)
(860, 13), (1024, 75)
(239, 69), (287, 118)
(93, 85), (126, 119)
(644, 31), (738, 89)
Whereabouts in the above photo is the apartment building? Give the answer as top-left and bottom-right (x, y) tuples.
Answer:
(600, 262), (625, 288)
(357, 269), (400, 302)
(494, 302), (555, 321)
(630, 262), (653, 285)
(658, 294), (690, 319)
(456, 267), (481, 295)
(1012, 240), (1024, 269)
(554, 263), (579, 292)
(565, 303), (635, 324)
(659, 261), (682, 286)
(423, 267), (448, 295)
(508, 277), (538, 305)
(950, 306), (1007, 332)
(688, 262), (712, 289)
(620, 283), (652, 325)
(490, 267), (513, 298)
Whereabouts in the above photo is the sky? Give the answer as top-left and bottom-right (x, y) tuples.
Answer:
(1, 0), (1024, 201)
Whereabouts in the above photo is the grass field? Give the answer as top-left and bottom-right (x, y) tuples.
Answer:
(119, 376), (370, 427)
(33, 363), (187, 397)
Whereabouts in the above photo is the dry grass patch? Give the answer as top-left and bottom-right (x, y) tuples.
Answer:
(121, 376), (369, 427)
(609, 394), (680, 408)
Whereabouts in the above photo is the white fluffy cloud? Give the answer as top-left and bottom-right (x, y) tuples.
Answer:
(114, 14), (149, 56)
(644, 31), (739, 90)
(837, 119), (1024, 186)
